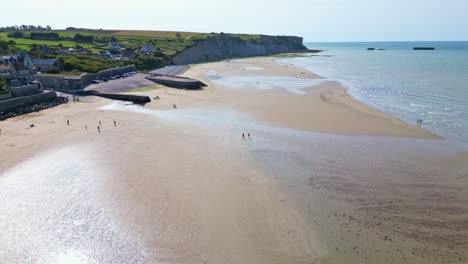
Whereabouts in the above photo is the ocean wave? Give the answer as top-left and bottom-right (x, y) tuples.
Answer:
(410, 103), (431, 108)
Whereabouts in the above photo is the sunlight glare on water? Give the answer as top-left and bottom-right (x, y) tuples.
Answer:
(0, 145), (147, 263)
(54, 250), (89, 264)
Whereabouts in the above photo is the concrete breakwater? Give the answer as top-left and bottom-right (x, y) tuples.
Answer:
(147, 75), (206, 89)
(61, 90), (151, 104)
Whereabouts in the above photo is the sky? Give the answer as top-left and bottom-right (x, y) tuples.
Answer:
(2, 0), (468, 41)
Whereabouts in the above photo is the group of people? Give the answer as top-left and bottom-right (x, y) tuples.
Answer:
(417, 119), (423, 127)
(96, 120), (118, 133)
(242, 132), (252, 140)
(66, 119), (118, 133)
(59, 94), (80, 104)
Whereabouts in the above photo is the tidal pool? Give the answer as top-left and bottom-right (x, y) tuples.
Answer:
(205, 71), (332, 95)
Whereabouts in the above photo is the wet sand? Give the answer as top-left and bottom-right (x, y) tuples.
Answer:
(0, 57), (467, 263)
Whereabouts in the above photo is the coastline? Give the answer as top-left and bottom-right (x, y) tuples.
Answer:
(0, 55), (467, 263)
(183, 56), (442, 139)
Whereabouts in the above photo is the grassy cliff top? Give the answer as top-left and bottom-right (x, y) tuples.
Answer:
(0, 29), (262, 55)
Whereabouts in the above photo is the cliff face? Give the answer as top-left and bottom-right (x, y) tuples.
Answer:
(172, 35), (308, 65)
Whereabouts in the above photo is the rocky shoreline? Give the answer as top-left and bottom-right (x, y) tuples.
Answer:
(0, 97), (68, 121)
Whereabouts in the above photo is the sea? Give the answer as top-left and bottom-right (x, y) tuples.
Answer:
(279, 41), (468, 144)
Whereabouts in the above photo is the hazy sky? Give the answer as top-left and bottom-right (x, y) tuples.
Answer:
(2, 0), (468, 41)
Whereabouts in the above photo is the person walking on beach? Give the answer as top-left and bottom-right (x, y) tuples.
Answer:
(113, 121), (117, 127)
(99, 120), (102, 126)
(67, 120), (70, 126)
(248, 133), (251, 139)
(242, 133), (245, 139)
(97, 126), (101, 133)
(419, 119), (423, 127)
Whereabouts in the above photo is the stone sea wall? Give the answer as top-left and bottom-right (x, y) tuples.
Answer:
(0, 90), (57, 113)
(172, 35), (309, 65)
(0, 93), (12, 101)
(10, 83), (42, 97)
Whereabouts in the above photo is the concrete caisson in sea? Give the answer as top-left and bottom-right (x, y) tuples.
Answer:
(146, 74), (206, 89)
(413, 47), (435, 50)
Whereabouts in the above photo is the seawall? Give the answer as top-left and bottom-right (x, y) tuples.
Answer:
(0, 93), (12, 101)
(172, 35), (309, 65)
(0, 91), (57, 113)
(10, 83), (42, 97)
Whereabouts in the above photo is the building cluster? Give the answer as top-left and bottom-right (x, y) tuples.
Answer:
(0, 50), (67, 87)
(0, 41), (155, 88)
(38, 41), (156, 61)
(1, 51), (37, 86)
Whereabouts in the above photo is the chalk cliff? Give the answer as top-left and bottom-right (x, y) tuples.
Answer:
(172, 35), (309, 65)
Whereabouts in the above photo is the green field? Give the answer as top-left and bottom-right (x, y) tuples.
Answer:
(0, 29), (203, 54)
(0, 29), (262, 55)
(0, 32), (99, 52)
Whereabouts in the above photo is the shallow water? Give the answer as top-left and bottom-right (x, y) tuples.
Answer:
(280, 42), (468, 143)
(0, 145), (146, 263)
(1, 102), (465, 263)
(205, 70), (331, 95)
(242, 66), (264, 71)
(104, 102), (465, 158)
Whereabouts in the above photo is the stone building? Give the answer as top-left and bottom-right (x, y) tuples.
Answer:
(33, 59), (63, 72)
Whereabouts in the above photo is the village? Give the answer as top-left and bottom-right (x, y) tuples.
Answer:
(0, 37), (162, 115)
(1, 40), (156, 83)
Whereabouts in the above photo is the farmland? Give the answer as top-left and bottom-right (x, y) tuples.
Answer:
(0, 29), (201, 54)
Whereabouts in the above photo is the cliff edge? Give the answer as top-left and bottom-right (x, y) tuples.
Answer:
(172, 35), (309, 65)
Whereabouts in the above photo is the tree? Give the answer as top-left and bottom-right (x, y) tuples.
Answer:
(30, 32), (60, 40)
(0, 76), (6, 90)
(30, 43), (40, 52)
(74, 34), (94, 43)
(0, 40), (9, 52)
(175, 32), (182, 42)
(7, 31), (24, 38)
(46, 25), (52, 30)
(46, 67), (60, 74)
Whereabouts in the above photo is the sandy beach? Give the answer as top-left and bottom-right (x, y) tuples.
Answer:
(1, 56), (467, 264)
